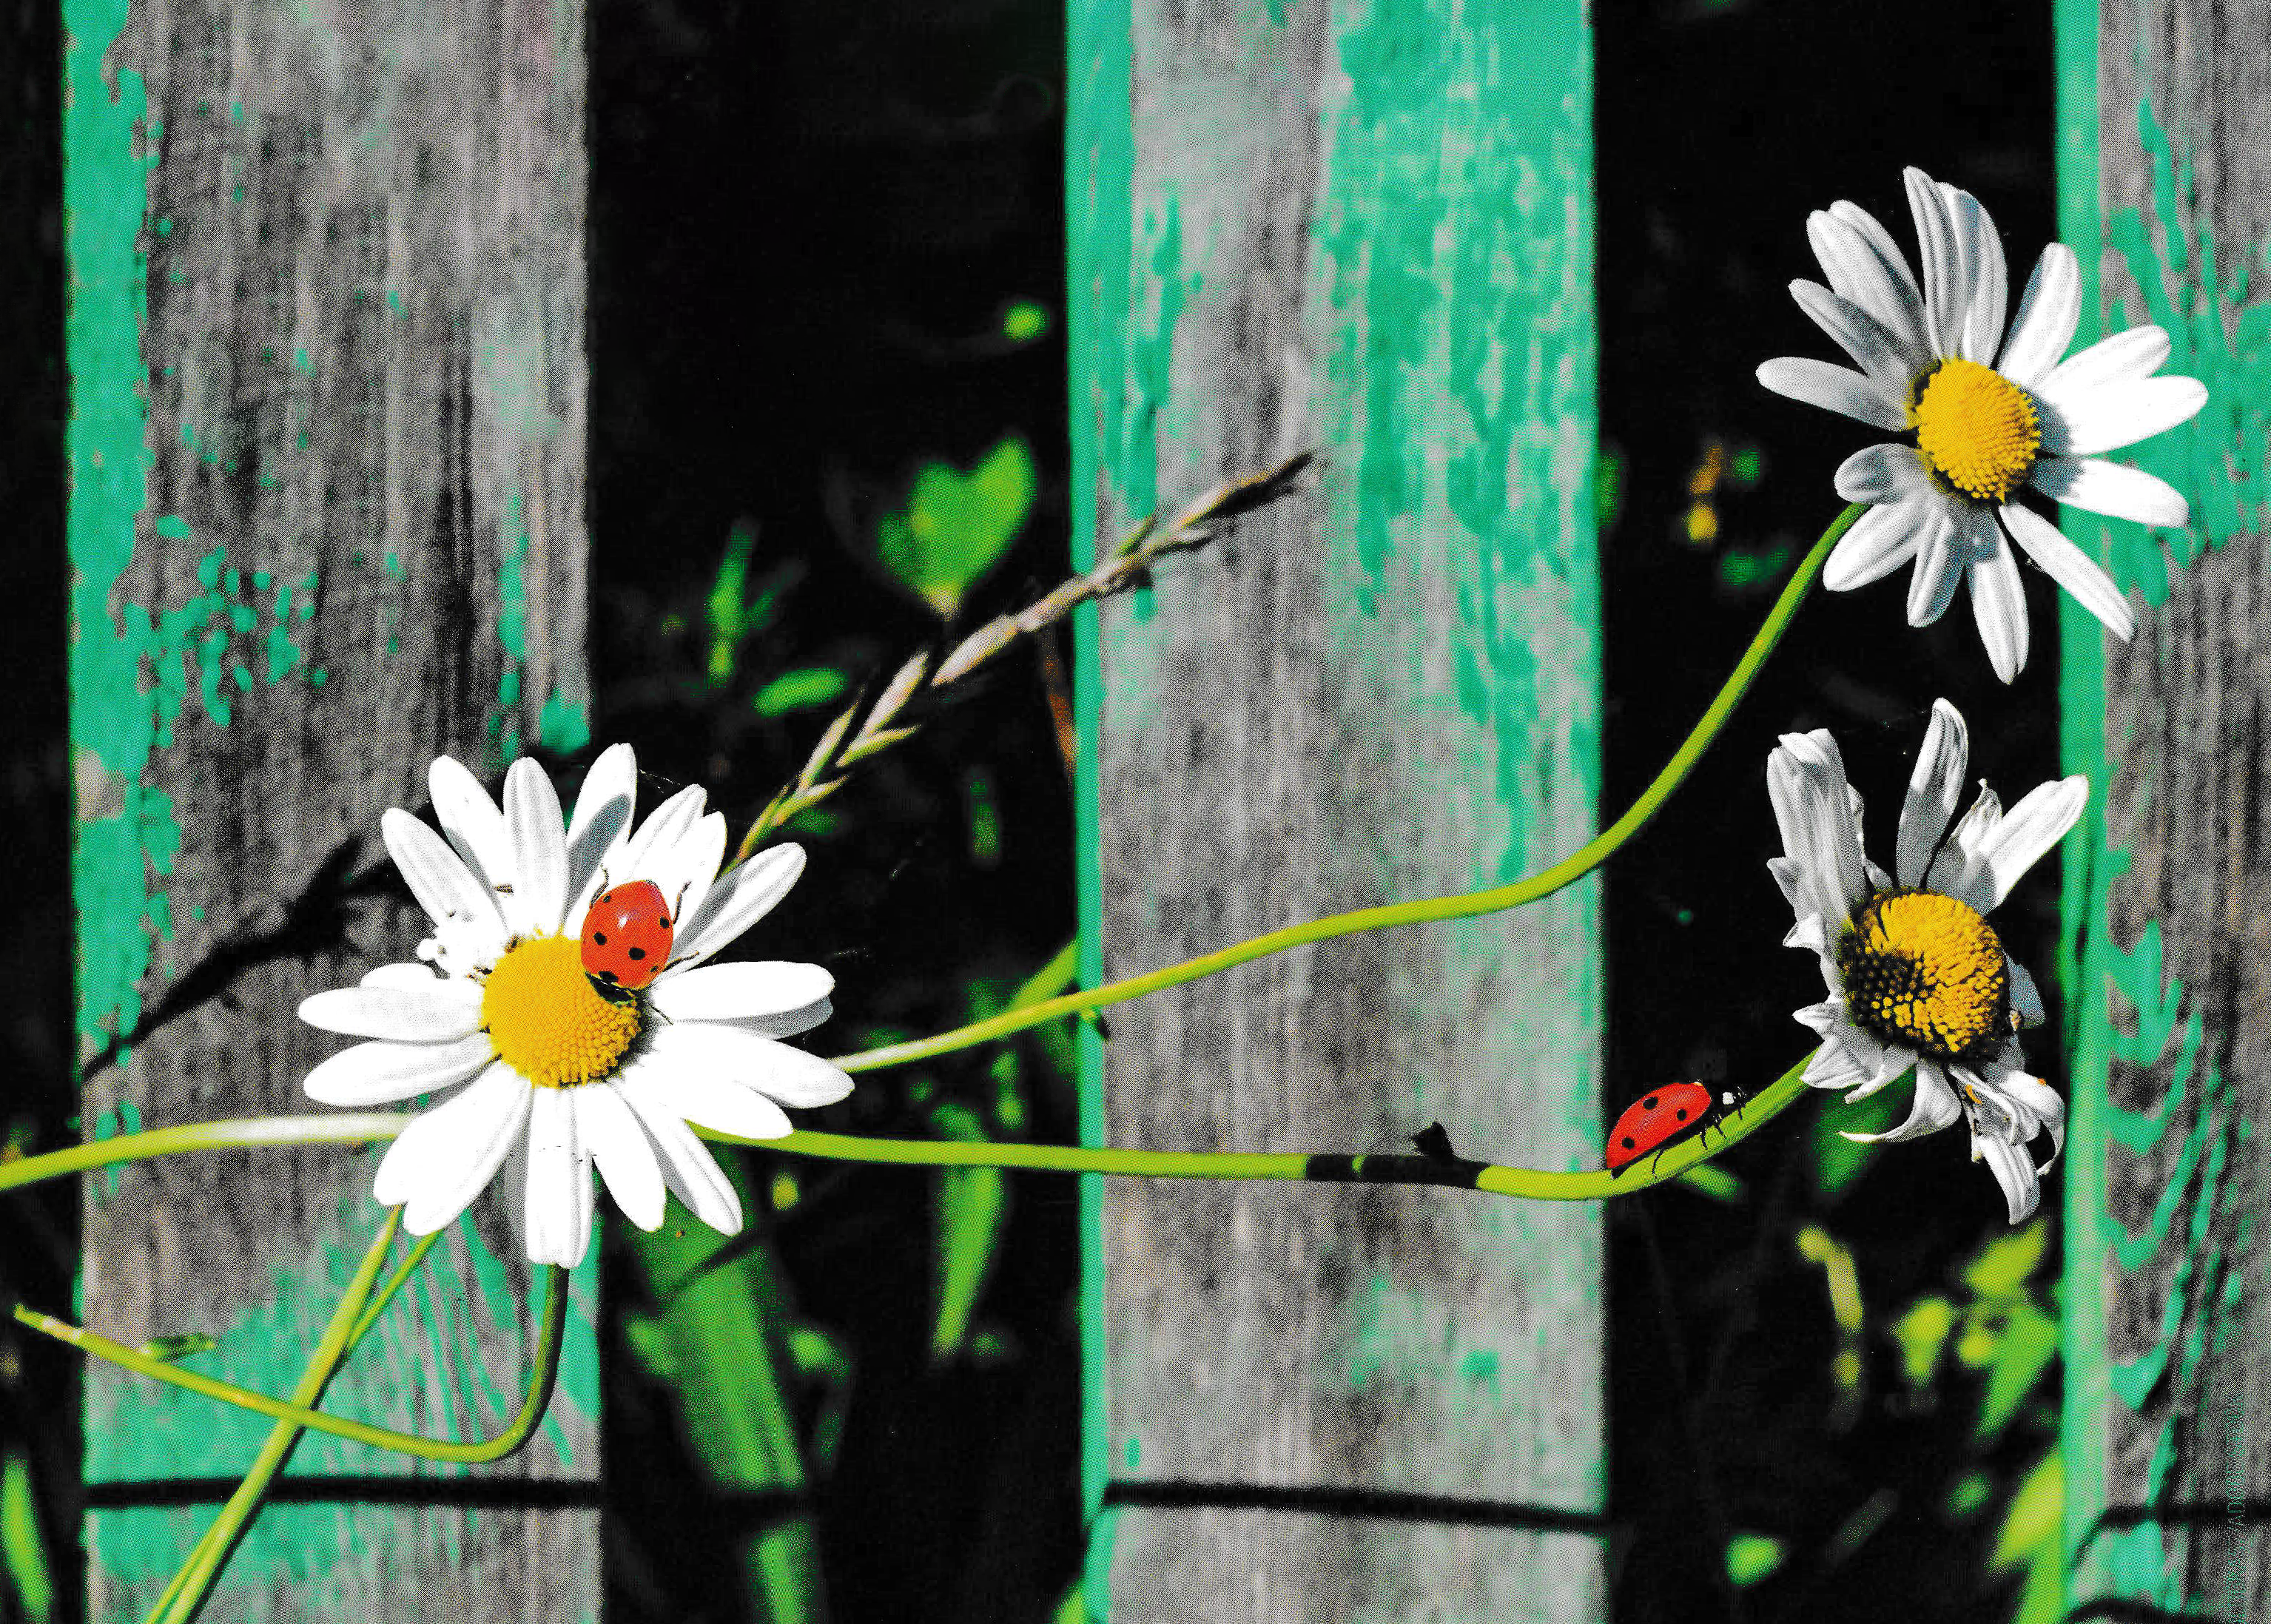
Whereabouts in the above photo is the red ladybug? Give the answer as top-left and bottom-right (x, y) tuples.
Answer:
(1605, 1081), (1730, 1175)
(580, 880), (676, 991)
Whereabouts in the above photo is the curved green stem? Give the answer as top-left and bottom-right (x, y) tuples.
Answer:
(17, 1253), (570, 1465)
(832, 505), (1860, 1077)
(147, 1212), (404, 1624)
(760, 1053), (1815, 1199)
(0, 1113), (411, 1193)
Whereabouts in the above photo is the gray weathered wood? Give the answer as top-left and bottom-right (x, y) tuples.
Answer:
(65, 0), (596, 1614)
(1074, 1), (1604, 1617)
(2059, 1), (2271, 1616)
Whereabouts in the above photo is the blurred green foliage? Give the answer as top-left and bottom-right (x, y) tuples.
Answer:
(874, 437), (1039, 620)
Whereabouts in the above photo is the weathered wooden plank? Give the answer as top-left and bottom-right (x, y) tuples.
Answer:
(63, 0), (598, 1614)
(2055, 1), (2271, 1617)
(1070, 1), (1604, 1618)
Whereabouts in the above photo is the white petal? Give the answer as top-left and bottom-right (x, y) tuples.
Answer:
(2040, 324), (2170, 394)
(1906, 510), (1962, 626)
(1973, 1131), (2041, 1222)
(646, 812), (727, 954)
(1992, 1070), (2068, 1158)
(1783, 912), (1832, 957)
(300, 982), (484, 1042)
(1792, 997), (1846, 1036)
(2027, 456), (2189, 530)
(428, 757), (514, 902)
(673, 845), (808, 969)
(650, 960), (835, 1024)
(1897, 700), (1969, 889)
(383, 809), (505, 940)
(619, 784), (708, 891)
(371, 1065), (531, 1233)
(522, 1088), (594, 1267)
(1803, 1038), (1873, 1094)
(1767, 731), (1868, 925)
(1834, 442), (1939, 507)
(2036, 374), (2209, 456)
(1965, 775), (2087, 912)
(304, 1034), (495, 1105)
(619, 1088), (744, 1233)
(578, 1082), (667, 1231)
(1942, 183), (2008, 364)
(1791, 280), (1920, 391)
(1904, 169), (1964, 359)
(360, 962), (445, 991)
(1767, 856), (1809, 914)
(1756, 357), (1910, 432)
(1927, 781), (2004, 899)
(1966, 526), (2031, 683)
(565, 744), (639, 923)
(1841, 1062), (1965, 1143)
(1807, 206), (1932, 373)
(639, 1068), (795, 1142)
(643, 1022), (854, 1110)
(2000, 503), (2136, 640)
(2007, 956), (2045, 1028)
(1823, 502), (1930, 592)
(1994, 243), (2080, 387)
(502, 758), (571, 938)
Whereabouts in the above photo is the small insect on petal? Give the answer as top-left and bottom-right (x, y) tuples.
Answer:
(580, 880), (679, 991)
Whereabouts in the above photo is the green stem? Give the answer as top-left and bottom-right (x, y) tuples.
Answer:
(17, 1252), (571, 1466)
(0, 1113), (411, 1193)
(832, 505), (1860, 1077)
(147, 1212), (404, 1624)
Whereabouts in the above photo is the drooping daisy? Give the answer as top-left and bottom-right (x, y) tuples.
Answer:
(1758, 167), (2207, 681)
(1769, 701), (2078, 1221)
(299, 744), (851, 1265)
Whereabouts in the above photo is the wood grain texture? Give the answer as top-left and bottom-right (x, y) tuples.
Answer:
(2057, 1), (2271, 1616)
(63, 0), (597, 1615)
(1071, 1), (1604, 1617)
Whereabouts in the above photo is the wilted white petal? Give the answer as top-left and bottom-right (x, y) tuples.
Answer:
(2000, 504), (2136, 641)
(1841, 1062), (1965, 1143)
(371, 1065), (531, 1234)
(1974, 1131), (2041, 1223)
(1756, 357), (1910, 432)
(2007, 957), (2045, 1028)
(1896, 700), (1968, 889)
(304, 1034), (495, 1106)
(2026, 456), (2188, 530)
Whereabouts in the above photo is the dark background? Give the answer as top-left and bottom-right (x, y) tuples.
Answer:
(0, 1), (2069, 1619)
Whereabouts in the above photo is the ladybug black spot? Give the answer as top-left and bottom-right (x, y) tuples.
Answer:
(628, 946), (647, 960)
(659, 915), (672, 929)
(1620, 1136), (1637, 1150)
(1642, 1094), (1659, 1109)
(1675, 1108), (1691, 1122)
(592, 931), (608, 946)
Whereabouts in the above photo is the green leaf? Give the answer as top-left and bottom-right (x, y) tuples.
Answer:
(1963, 1220), (2048, 1299)
(1890, 1296), (1957, 1387)
(929, 1100), (1010, 1363)
(1, 1449), (55, 1623)
(1002, 300), (1051, 343)
(1988, 1450), (2062, 1573)
(753, 667), (851, 718)
(874, 435), (1038, 619)
(1975, 1301), (2059, 1441)
(1723, 1532), (1786, 1586)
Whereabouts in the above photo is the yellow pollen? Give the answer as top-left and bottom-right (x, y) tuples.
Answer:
(481, 934), (640, 1088)
(1837, 890), (2010, 1062)
(1910, 358), (2040, 502)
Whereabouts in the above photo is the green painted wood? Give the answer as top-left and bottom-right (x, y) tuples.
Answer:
(1069, 1), (1603, 1617)
(2055, 1), (2271, 1617)
(63, 0), (599, 1614)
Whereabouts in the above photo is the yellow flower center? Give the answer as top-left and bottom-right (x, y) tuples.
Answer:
(1910, 357), (2041, 502)
(1836, 890), (2011, 1063)
(481, 934), (640, 1088)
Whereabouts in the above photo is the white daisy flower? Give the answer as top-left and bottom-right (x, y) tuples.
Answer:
(1768, 701), (2079, 1222)
(298, 744), (851, 1265)
(1757, 166), (2207, 681)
